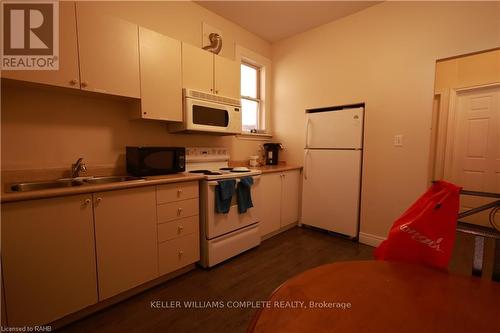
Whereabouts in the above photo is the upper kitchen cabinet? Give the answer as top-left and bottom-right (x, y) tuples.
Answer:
(76, 3), (140, 98)
(182, 42), (240, 100)
(214, 55), (240, 99)
(138, 27), (182, 122)
(1, 1), (80, 89)
(182, 43), (214, 93)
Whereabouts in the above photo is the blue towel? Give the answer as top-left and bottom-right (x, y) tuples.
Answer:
(236, 177), (254, 214)
(215, 179), (236, 214)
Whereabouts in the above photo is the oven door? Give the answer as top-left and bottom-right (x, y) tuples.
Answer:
(204, 176), (260, 239)
(185, 98), (241, 134)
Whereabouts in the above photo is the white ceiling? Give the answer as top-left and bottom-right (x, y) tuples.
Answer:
(196, 1), (380, 43)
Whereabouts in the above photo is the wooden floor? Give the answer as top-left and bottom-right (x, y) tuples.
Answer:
(59, 226), (374, 333)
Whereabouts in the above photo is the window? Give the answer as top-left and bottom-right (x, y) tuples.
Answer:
(241, 62), (262, 132)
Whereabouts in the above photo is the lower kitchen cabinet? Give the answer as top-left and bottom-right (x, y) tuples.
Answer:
(93, 186), (158, 300)
(159, 233), (200, 275)
(258, 170), (301, 237)
(156, 181), (200, 275)
(1, 195), (98, 326)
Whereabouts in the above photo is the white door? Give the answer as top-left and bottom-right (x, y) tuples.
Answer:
(302, 149), (362, 237)
(447, 85), (500, 227)
(306, 107), (364, 149)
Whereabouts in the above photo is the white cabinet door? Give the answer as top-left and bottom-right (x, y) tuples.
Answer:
(302, 149), (361, 237)
(93, 186), (158, 300)
(214, 55), (240, 99)
(1, 2), (80, 89)
(76, 3), (140, 98)
(139, 27), (182, 121)
(181, 43), (214, 93)
(2, 195), (98, 326)
(258, 173), (282, 237)
(306, 108), (364, 149)
(281, 170), (301, 227)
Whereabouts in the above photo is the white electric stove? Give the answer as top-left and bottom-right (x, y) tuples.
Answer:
(185, 147), (262, 267)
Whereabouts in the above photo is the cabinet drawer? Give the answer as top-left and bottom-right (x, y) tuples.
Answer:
(157, 181), (198, 204)
(159, 233), (199, 275)
(158, 215), (199, 242)
(157, 198), (199, 223)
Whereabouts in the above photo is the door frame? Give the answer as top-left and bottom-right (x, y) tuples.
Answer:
(439, 82), (500, 181)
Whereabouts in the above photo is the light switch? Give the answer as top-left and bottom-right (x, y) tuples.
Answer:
(394, 135), (403, 147)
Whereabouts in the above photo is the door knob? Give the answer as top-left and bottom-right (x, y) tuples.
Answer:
(96, 197), (102, 204)
(69, 79), (78, 86)
(83, 198), (91, 205)
(81, 81), (88, 88)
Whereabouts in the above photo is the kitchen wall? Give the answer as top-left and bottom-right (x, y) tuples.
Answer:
(1, 1), (272, 171)
(271, 1), (500, 244)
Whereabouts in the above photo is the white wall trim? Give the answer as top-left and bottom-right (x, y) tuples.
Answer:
(359, 232), (386, 247)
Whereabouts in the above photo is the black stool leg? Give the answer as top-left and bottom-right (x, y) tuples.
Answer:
(493, 239), (500, 282)
(472, 235), (485, 277)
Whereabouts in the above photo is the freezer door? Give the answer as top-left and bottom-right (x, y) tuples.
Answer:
(301, 149), (361, 237)
(306, 107), (363, 149)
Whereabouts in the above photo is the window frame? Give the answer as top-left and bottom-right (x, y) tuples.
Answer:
(240, 61), (263, 133)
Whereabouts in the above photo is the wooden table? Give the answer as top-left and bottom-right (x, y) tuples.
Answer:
(248, 261), (500, 333)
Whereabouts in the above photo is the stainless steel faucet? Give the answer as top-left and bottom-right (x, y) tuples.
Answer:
(71, 158), (87, 178)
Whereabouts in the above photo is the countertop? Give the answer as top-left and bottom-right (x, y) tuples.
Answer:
(1, 165), (302, 203)
(1, 173), (205, 203)
(254, 164), (302, 174)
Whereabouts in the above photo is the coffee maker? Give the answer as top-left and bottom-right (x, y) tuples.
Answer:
(263, 143), (282, 165)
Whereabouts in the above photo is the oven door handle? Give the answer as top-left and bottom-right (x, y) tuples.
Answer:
(207, 175), (261, 186)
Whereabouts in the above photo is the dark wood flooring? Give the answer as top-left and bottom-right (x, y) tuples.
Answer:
(59, 227), (374, 333)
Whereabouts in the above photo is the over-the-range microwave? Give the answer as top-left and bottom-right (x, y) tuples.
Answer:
(168, 89), (242, 135)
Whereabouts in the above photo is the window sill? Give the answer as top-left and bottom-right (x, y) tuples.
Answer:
(236, 132), (273, 141)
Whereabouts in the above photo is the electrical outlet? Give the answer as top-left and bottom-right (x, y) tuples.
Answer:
(394, 135), (403, 147)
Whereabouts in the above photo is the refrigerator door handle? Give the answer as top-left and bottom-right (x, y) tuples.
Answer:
(304, 149), (309, 180)
(305, 118), (311, 148)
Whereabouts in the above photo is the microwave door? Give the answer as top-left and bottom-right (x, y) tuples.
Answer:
(185, 98), (236, 134)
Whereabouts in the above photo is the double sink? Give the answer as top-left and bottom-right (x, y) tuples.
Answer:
(10, 176), (145, 192)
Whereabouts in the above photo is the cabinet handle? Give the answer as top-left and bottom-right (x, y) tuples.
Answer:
(215, 90), (219, 94)
(178, 225), (184, 233)
(177, 189), (183, 197)
(83, 198), (91, 205)
(178, 250), (184, 257)
(96, 197), (102, 204)
(81, 81), (88, 88)
(210, 88), (213, 92)
(177, 207), (183, 216)
(69, 79), (78, 86)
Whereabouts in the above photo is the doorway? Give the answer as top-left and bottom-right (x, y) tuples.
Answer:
(444, 84), (499, 226)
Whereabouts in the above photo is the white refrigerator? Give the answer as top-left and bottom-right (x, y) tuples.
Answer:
(302, 105), (364, 238)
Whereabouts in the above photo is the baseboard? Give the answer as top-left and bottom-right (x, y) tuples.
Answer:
(261, 222), (298, 241)
(359, 232), (386, 247)
(49, 264), (195, 330)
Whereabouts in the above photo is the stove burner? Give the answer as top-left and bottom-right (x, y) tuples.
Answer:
(189, 170), (222, 175)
